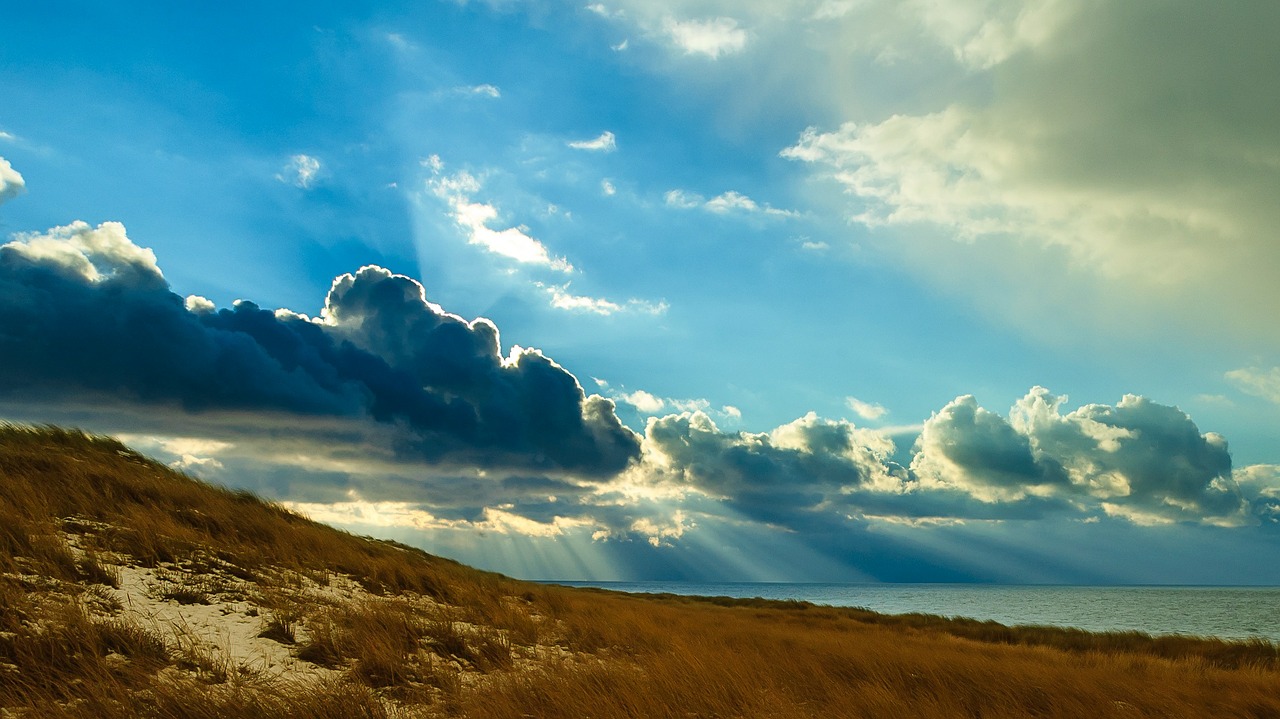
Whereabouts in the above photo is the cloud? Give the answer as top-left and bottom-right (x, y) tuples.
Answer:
(626, 387), (1255, 534)
(585, 3), (620, 18)
(621, 390), (665, 414)
(1008, 388), (1244, 524)
(3, 219), (1269, 563)
(662, 17), (747, 58)
(911, 394), (1070, 503)
(810, 1), (856, 21)
(703, 191), (760, 214)
(601, 179), (616, 196)
(664, 189), (703, 208)
(907, 0), (1076, 70)
(903, 388), (1247, 524)
(537, 283), (668, 316)
(0, 221), (640, 476)
(428, 170), (573, 272)
(1226, 367), (1280, 404)
(778, 1), (1280, 344)
(568, 131), (617, 152)
(278, 154), (321, 189)
(451, 84), (501, 98)
(846, 396), (887, 420)
(643, 410), (902, 527)
(666, 188), (793, 217)
(0, 157), (25, 204)
(615, 391), (740, 422)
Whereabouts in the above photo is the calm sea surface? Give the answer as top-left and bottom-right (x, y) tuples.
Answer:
(549, 582), (1280, 642)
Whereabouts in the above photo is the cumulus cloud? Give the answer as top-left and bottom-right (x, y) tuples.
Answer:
(643, 410), (902, 526)
(278, 154), (321, 188)
(911, 394), (1070, 503)
(663, 16), (747, 58)
(0, 157), (26, 204)
(621, 390), (665, 414)
(428, 169), (573, 272)
(623, 387), (1257, 535)
(568, 131), (617, 152)
(0, 221), (639, 476)
(905, 388), (1246, 524)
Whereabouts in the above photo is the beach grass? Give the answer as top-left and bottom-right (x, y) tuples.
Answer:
(2, 423), (1279, 717)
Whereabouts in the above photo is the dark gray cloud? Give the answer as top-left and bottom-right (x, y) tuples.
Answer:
(0, 221), (639, 475)
(643, 411), (905, 527)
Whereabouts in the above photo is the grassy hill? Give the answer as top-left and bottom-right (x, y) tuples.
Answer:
(3, 424), (1280, 718)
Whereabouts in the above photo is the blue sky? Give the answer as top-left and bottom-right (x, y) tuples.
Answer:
(3, 0), (1280, 583)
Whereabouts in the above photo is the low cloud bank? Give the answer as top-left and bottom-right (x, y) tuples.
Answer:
(1, 218), (1275, 558)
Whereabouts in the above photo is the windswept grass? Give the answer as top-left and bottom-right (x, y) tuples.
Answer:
(3, 422), (1280, 718)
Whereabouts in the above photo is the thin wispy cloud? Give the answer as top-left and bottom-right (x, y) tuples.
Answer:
(846, 396), (888, 421)
(459, 83), (501, 98)
(665, 188), (794, 217)
(1226, 367), (1280, 405)
(277, 154), (321, 189)
(568, 131), (617, 152)
(428, 166), (573, 273)
(540, 283), (667, 316)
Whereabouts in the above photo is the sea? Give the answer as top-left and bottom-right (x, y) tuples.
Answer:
(549, 582), (1280, 642)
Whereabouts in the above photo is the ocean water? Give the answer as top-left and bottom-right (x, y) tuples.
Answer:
(550, 582), (1280, 642)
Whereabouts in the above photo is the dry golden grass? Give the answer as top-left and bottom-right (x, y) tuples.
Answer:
(3, 422), (1280, 718)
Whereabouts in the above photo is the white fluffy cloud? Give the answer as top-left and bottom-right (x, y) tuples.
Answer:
(621, 389), (665, 414)
(2, 221), (163, 287)
(0, 157), (25, 204)
(662, 16), (747, 58)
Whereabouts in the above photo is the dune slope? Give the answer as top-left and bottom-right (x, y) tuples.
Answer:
(2, 424), (1279, 718)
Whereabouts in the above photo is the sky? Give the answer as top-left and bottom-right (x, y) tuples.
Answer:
(3, 0), (1280, 584)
